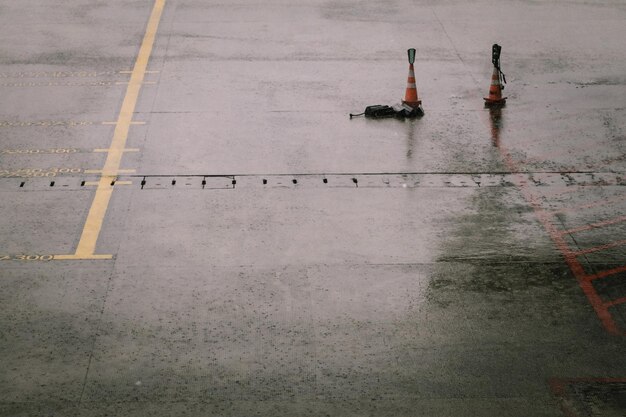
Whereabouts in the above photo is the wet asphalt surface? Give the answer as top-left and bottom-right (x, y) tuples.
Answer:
(1, 1), (626, 416)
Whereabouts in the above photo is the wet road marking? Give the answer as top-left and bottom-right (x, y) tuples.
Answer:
(54, 0), (165, 261)
(83, 181), (132, 186)
(1, 148), (79, 155)
(585, 265), (626, 282)
(83, 169), (136, 174)
(119, 70), (160, 74)
(101, 121), (146, 125)
(0, 120), (95, 127)
(511, 175), (625, 334)
(0, 148), (140, 155)
(115, 81), (157, 85)
(606, 296), (626, 308)
(0, 168), (83, 178)
(549, 194), (626, 214)
(558, 215), (626, 236)
(572, 239), (626, 256)
(0, 81), (120, 87)
(93, 148), (140, 153)
(0, 254), (54, 261)
(0, 71), (120, 78)
(53, 254), (114, 260)
(486, 114), (626, 335)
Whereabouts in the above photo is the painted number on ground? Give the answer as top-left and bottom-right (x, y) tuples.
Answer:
(0, 71), (118, 78)
(0, 121), (94, 128)
(0, 255), (54, 261)
(1, 148), (78, 155)
(0, 168), (83, 178)
(0, 81), (117, 87)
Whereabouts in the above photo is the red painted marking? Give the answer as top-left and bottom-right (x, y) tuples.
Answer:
(578, 279), (617, 332)
(489, 120), (622, 334)
(572, 239), (626, 256)
(606, 295), (626, 308)
(559, 215), (626, 236)
(551, 194), (626, 215)
(585, 264), (626, 282)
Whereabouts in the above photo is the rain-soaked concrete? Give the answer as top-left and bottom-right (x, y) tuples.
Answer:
(1, 1), (625, 416)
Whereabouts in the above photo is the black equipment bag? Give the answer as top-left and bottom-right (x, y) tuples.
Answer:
(364, 105), (396, 118)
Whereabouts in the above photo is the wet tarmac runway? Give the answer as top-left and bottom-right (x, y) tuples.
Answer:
(1, 1), (625, 416)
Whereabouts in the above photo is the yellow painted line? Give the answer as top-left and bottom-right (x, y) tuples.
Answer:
(93, 148), (140, 153)
(54, 254), (113, 260)
(115, 81), (157, 85)
(101, 121), (146, 125)
(84, 169), (136, 174)
(84, 181), (132, 186)
(55, 0), (165, 261)
(119, 70), (160, 74)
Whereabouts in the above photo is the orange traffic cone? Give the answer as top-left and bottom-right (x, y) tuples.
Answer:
(484, 66), (507, 106)
(402, 63), (422, 109)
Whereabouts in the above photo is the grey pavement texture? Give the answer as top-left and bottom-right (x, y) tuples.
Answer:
(1, 1), (626, 416)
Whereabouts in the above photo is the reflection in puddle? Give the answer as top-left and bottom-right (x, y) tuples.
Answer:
(489, 106), (504, 147)
(405, 119), (416, 160)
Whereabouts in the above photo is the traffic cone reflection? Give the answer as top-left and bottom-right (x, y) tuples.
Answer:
(489, 106), (502, 147)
